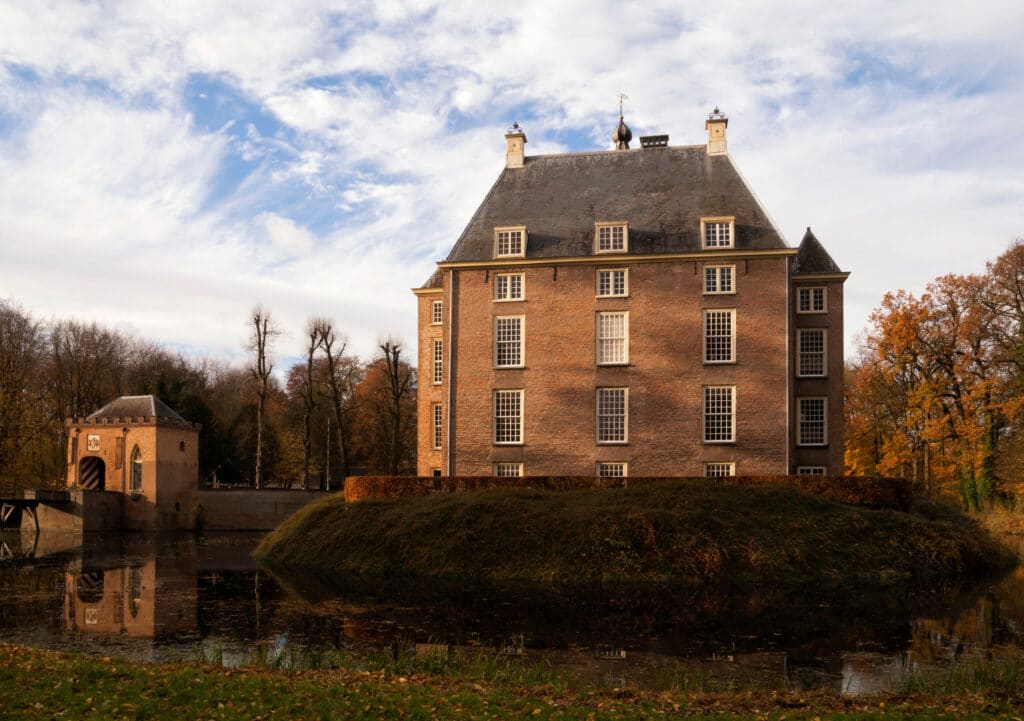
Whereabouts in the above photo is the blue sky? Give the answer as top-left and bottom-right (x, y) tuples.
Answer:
(1, 1), (1023, 370)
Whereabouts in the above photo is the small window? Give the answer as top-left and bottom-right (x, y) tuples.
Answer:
(431, 468), (442, 477)
(494, 463), (523, 477)
(703, 386), (735, 443)
(432, 403), (443, 450)
(495, 226), (526, 258)
(703, 462), (735, 478)
(495, 316), (524, 368)
(701, 217), (735, 249)
(495, 273), (524, 301)
(595, 222), (628, 253)
(493, 390), (523, 445)
(797, 466), (827, 476)
(704, 265), (734, 294)
(596, 312), (628, 365)
(797, 287), (827, 313)
(431, 300), (443, 325)
(597, 269), (628, 297)
(797, 329), (827, 377)
(798, 397), (828, 446)
(130, 446), (143, 492)
(597, 462), (627, 479)
(596, 388), (628, 444)
(433, 339), (443, 384)
(703, 309), (735, 364)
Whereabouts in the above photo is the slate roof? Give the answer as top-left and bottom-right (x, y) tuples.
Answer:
(86, 395), (186, 422)
(443, 145), (787, 264)
(792, 227), (844, 274)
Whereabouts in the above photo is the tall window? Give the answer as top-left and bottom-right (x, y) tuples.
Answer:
(798, 397), (827, 446)
(704, 309), (735, 363)
(495, 316), (524, 367)
(703, 462), (735, 478)
(433, 339), (443, 384)
(703, 386), (735, 443)
(495, 227), (525, 257)
(431, 300), (443, 324)
(702, 218), (734, 249)
(597, 269), (627, 297)
(595, 223), (627, 253)
(798, 329), (827, 377)
(495, 273), (524, 301)
(432, 403), (443, 450)
(597, 312), (628, 365)
(797, 287), (827, 313)
(704, 265), (734, 294)
(130, 446), (142, 492)
(493, 390), (523, 445)
(596, 388), (627, 443)
(597, 462), (627, 479)
(494, 463), (523, 477)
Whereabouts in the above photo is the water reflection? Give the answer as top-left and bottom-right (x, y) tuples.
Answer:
(1, 530), (1022, 693)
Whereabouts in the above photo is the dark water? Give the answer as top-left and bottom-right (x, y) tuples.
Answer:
(2, 530), (1022, 693)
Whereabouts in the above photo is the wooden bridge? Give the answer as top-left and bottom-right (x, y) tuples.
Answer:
(0, 490), (70, 533)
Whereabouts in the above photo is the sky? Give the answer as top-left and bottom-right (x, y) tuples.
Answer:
(1, 1), (1023, 372)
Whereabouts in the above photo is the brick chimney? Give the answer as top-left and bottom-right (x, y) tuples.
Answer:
(505, 122), (527, 168)
(705, 107), (728, 156)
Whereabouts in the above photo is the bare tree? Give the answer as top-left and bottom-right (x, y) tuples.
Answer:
(315, 319), (357, 481)
(247, 306), (281, 489)
(300, 319), (319, 490)
(378, 337), (415, 476)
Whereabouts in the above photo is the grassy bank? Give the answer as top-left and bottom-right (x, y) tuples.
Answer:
(255, 480), (1012, 593)
(4, 643), (1024, 720)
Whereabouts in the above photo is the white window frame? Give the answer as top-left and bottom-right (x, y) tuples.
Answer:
(493, 390), (523, 445)
(703, 265), (735, 295)
(494, 226), (526, 258)
(494, 463), (523, 477)
(596, 311), (629, 365)
(494, 316), (524, 368)
(596, 387), (628, 444)
(431, 403), (443, 450)
(703, 462), (735, 478)
(431, 300), (443, 325)
(495, 272), (525, 302)
(703, 309), (736, 364)
(797, 466), (827, 476)
(596, 268), (628, 298)
(594, 222), (628, 254)
(597, 462), (627, 479)
(797, 328), (827, 377)
(703, 386), (735, 444)
(797, 397), (828, 446)
(797, 286), (827, 314)
(432, 339), (443, 384)
(701, 216), (735, 249)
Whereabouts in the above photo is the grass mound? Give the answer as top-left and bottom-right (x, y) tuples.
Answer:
(255, 479), (1012, 593)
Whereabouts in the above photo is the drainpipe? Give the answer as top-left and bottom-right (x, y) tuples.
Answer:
(785, 257), (791, 474)
(446, 269), (455, 476)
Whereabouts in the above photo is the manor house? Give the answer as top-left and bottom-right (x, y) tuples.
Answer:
(414, 110), (848, 478)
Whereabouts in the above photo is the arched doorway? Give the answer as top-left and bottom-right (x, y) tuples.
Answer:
(80, 456), (106, 490)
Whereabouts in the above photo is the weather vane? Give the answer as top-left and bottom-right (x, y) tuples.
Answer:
(617, 93), (628, 118)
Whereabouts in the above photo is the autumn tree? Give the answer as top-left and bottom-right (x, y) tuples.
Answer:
(0, 302), (46, 491)
(315, 318), (360, 481)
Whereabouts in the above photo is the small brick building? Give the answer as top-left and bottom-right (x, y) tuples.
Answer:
(414, 111), (848, 479)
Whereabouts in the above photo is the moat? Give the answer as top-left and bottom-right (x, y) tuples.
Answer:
(2, 531), (1022, 694)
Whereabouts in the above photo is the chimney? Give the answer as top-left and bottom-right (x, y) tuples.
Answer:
(705, 107), (728, 155)
(505, 122), (527, 168)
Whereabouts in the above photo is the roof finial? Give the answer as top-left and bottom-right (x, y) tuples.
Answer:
(613, 93), (632, 150)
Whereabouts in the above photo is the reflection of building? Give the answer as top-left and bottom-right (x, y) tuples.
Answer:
(64, 395), (200, 531)
(415, 111), (848, 477)
(64, 553), (197, 640)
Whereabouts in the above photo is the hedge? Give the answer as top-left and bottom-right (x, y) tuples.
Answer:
(342, 474), (911, 511)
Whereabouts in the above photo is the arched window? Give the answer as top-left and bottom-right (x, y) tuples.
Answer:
(130, 446), (143, 492)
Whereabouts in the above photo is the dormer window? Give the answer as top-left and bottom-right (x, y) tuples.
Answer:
(595, 222), (628, 253)
(495, 226), (526, 258)
(701, 217), (734, 249)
